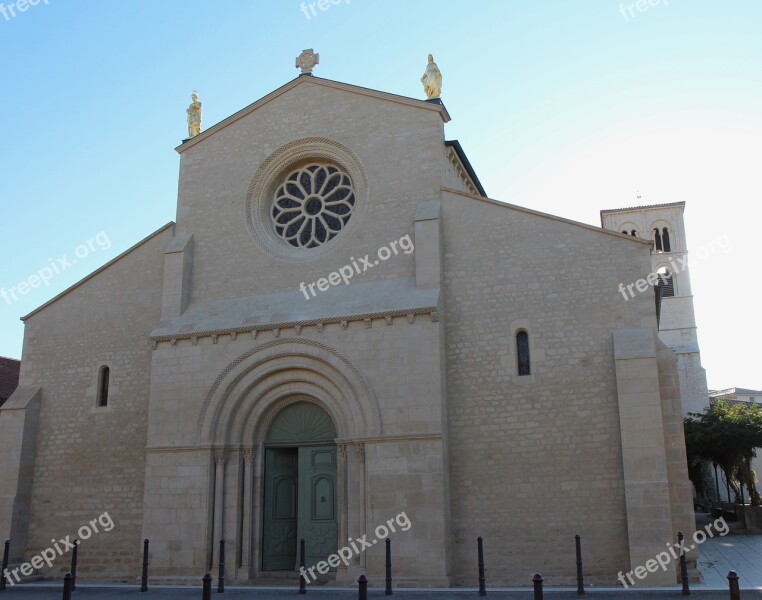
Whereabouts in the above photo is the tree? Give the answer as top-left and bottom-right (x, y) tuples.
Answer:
(684, 400), (762, 506)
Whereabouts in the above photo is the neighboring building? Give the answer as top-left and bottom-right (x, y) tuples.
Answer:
(0, 62), (695, 587)
(601, 203), (710, 416)
(710, 388), (762, 406)
(0, 357), (20, 407)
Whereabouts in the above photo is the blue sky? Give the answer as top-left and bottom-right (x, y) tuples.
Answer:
(0, 0), (760, 390)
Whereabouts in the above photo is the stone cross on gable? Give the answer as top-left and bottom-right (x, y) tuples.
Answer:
(296, 49), (319, 75)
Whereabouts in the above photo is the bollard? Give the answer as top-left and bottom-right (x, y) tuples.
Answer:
(477, 537), (486, 596)
(202, 573), (212, 600)
(533, 573), (544, 600)
(728, 570), (740, 600)
(575, 534), (585, 596)
(217, 539), (225, 593)
(298, 538), (306, 595)
(62, 573), (73, 600)
(678, 531), (690, 596)
(140, 539), (149, 592)
(70, 540), (78, 591)
(358, 574), (368, 600)
(385, 538), (393, 595)
(0, 540), (9, 592)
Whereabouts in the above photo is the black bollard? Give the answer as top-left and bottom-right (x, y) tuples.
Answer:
(62, 573), (73, 600)
(575, 534), (585, 596)
(70, 540), (78, 591)
(140, 539), (149, 592)
(202, 573), (212, 600)
(728, 570), (740, 600)
(298, 538), (306, 595)
(358, 575), (368, 600)
(217, 539), (225, 593)
(1, 540), (9, 592)
(533, 573), (544, 600)
(678, 531), (690, 596)
(385, 538), (393, 595)
(477, 537), (486, 596)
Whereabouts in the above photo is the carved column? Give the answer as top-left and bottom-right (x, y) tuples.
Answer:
(336, 443), (348, 580)
(241, 449), (255, 569)
(355, 442), (367, 569)
(213, 449), (226, 567)
(251, 443), (265, 576)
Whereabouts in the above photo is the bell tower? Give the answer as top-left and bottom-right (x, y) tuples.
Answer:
(601, 201), (709, 415)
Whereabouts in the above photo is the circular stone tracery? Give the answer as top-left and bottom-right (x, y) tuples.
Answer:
(271, 164), (355, 249)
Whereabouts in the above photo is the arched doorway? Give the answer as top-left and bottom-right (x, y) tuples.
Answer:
(261, 401), (338, 572)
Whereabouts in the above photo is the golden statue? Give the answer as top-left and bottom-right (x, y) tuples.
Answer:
(186, 91), (202, 139)
(420, 54), (442, 99)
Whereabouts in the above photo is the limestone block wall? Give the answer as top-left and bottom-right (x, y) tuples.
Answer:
(441, 189), (663, 585)
(0, 386), (41, 563)
(656, 339), (698, 572)
(14, 224), (172, 579)
(174, 80), (446, 304)
(141, 314), (450, 583)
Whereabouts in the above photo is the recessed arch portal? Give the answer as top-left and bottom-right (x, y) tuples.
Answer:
(196, 338), (381, 445)
(196, 339), (376, 581)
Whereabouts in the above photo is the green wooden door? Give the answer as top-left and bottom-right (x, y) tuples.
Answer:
(262, 447), (298, 571)
(262, 402), (337, 572)
(299, 446), (338, 568)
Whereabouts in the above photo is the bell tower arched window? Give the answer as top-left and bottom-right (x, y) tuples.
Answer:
(656, 267), (675, 298)
(661, 227), (671, 252)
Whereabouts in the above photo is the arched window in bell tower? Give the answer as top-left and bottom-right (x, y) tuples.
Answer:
(653, 228), (663, 252)
(656, 267), (675, 297)
(662, 227), (671, 252)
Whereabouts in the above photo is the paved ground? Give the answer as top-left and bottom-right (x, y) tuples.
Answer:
(4, 515), (762, 598)
(1, 588), (761, 599)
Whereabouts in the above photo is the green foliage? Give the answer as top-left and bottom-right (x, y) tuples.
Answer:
(688, 458), (717, 502)
(684, 400), (762, 506)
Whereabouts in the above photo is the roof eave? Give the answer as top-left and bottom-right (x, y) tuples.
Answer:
(176, 75), (451, 154)
(21, 222), (175, 322)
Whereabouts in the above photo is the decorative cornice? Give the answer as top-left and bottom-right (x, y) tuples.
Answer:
(446, 145), (480, 196)
(149, 306), (438, 347)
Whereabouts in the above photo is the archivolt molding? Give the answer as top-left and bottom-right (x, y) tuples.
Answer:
(195, 338), (381, 445)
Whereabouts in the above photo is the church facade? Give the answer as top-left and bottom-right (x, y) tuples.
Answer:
(0, 64), (696, 587)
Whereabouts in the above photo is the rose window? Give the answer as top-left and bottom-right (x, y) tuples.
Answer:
(271, 164), (355, 248)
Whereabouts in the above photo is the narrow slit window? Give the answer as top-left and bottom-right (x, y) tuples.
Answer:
(97, 366), (110, 407)
(516, 331), (531, 376)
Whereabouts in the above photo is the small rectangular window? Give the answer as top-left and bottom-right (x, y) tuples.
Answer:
(516, 331), (531, 376)
(97, 366), (110, 407)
